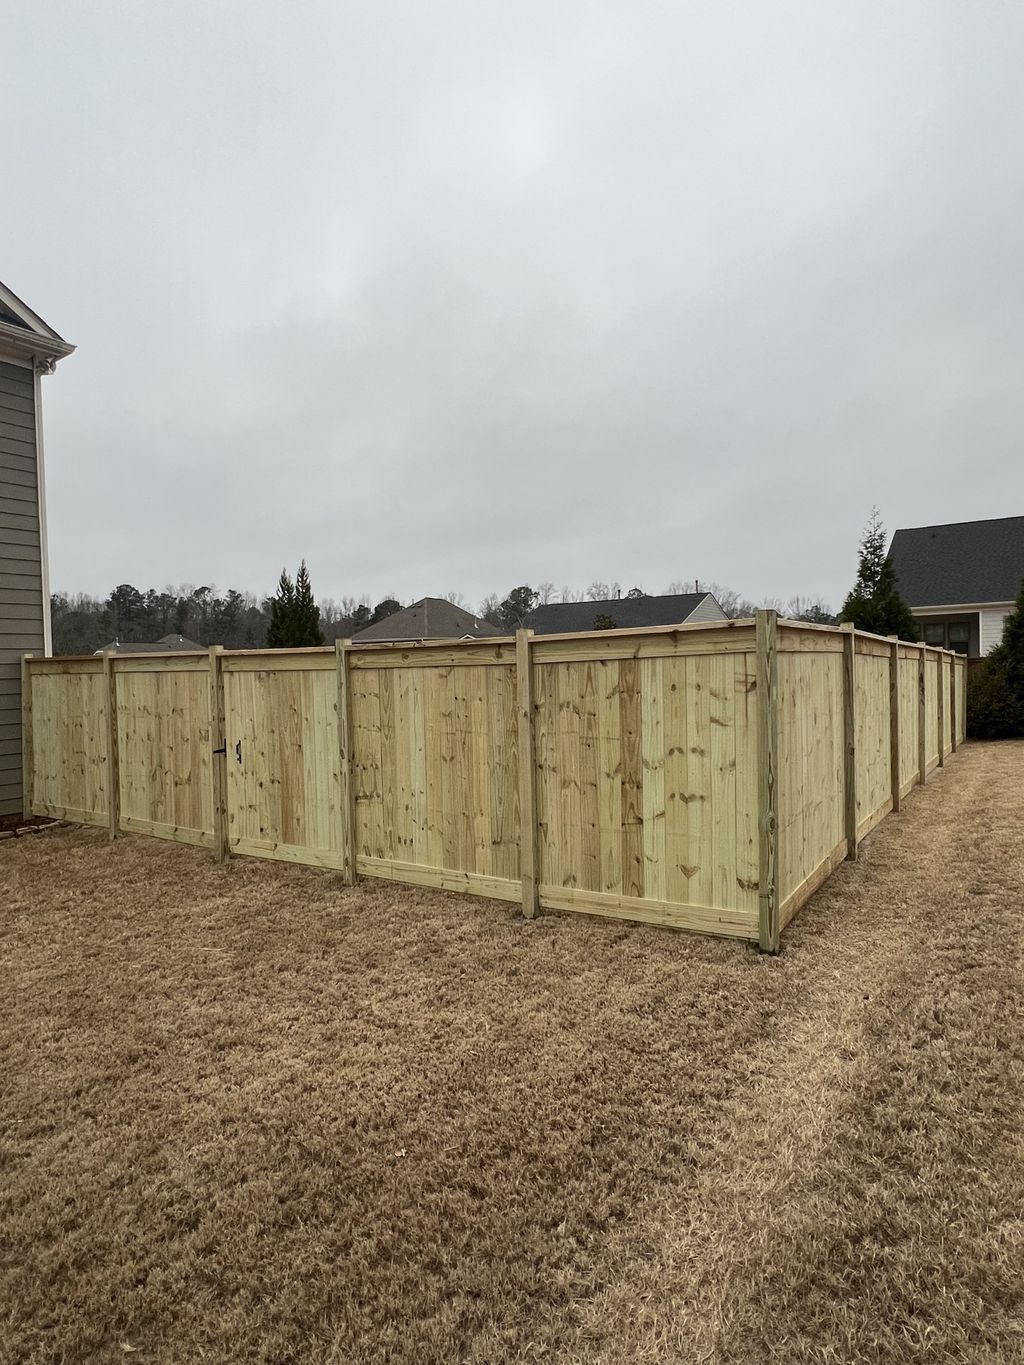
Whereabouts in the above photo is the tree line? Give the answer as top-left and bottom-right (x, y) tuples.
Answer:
(49, 576), (839, 655)
(48, 509), (918, 656)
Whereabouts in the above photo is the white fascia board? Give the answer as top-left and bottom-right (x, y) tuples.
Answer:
(0, 281), (72, 346)
(911, 601), (1014, 614)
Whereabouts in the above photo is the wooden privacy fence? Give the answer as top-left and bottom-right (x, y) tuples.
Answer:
(21, 615), (966, 950)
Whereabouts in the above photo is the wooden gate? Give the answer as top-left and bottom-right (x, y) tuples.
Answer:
(221, 653), (345, 868)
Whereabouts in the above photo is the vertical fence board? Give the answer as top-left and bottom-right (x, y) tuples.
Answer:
(103, 652), (119, 841)
(842, 627), (857, 860)
(756, 611), (779, 952)
(889, 638), (901, 813)
(516, 630), (538, 917)
(20, 654), (34, 819)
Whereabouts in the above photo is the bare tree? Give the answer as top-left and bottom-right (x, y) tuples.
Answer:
(535, 581), (556, 604)
(586, 581), (611, 601)
(479, 593), (502, 622)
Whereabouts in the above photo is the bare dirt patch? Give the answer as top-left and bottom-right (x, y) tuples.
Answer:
(2, 741), (1022, 1364)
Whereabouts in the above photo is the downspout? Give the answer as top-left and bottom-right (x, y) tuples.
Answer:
(33, 357), (56, 657)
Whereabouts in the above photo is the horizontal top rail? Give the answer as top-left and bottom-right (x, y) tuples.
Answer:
(23, 613), (967, 667)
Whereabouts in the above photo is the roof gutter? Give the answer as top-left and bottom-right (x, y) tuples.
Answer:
(0, 320), (75, 368)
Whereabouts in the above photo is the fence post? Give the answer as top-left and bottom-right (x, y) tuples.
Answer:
(888, 637), (901, 813)
(917, 645), (927, 785)
(937, 650), (946, 767)
(209, 646), (229, 862)
(516, 628), (539, 919)
(950, 656), (958, 753)
(20, 654), (34, 820)
(335, 638), (357, 885)
(102, 651), (120, 841)
(841, 624), (858, 860)
(756, 610), (779, 953)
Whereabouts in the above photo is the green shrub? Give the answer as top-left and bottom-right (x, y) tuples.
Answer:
(967, 653), (1024, 739)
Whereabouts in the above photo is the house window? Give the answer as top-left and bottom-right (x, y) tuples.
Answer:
(923, 622), (945, 646)
(948, 622), (969, 655)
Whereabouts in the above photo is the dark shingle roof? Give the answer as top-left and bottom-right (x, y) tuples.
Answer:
(351, 598), (502, 643)
(888, 516), (1024, 607)
(96, 634), (205, 654)
(526, 592), (714, 635)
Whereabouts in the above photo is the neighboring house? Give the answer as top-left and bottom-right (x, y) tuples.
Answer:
(1, 279), (74, 817)
(351, 597), (503, 644)
(526, 591), (727, 635)
(94, 634), (205, 655)
(888, 515), (1024, 657)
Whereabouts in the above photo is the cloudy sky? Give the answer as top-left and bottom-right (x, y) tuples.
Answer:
(5, 1), (1023, 612)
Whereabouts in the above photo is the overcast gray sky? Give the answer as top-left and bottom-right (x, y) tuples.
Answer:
(5, 0), (1023, 611)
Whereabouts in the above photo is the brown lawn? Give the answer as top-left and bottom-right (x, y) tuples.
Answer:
(2, 741), (1023, 1364)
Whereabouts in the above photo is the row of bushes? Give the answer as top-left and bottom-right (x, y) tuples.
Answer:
(966, 581), (1024, 740)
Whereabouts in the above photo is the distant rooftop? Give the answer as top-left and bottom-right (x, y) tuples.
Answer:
(95, 634), (205, 655)
(351, 597), (502, 643)
(526, 591), (718, 635)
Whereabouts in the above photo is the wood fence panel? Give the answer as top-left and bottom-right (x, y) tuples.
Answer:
(534, 649), (760, 939)
(116, 662), (213, 847)
(29, 661), (108, 825)
(777, 646), (845, 919)
(924, 653), (939, 768)
(350, 660), (521, 899)
(940, 654), (953, 756)
(897, 650), (919, 796)
(223, 657), (344, 868)
(854, 647), (892, 839)
(21, 623), (965, 944)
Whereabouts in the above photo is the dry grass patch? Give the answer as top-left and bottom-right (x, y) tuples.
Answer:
(2, 741), (1023, 1363)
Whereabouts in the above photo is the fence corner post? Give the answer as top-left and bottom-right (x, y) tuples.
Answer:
(918, 645), (927, 785)
(209, 645), (229, 862)
(756, 610), (779, 953)
(516, 628), (539, 919)
(103, 650), (121, 841)
(888, 636), (901, 813)
(937, 650), (946, 767)
(841, 623), (858, 860)
(335, 637), (357, 886)
(20, 653), (34, 821)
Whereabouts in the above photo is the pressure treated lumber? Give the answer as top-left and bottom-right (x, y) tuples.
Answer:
(20, 654), (34, 820)
(756, 610), (779, 953)
(209, 647), (228, 861)
(103, 651), (119, 841)
(335, 639), (356, 884)
(841, 625), (857, 861)
(515, 629), (538, 918)
(21, 621), (965, 945)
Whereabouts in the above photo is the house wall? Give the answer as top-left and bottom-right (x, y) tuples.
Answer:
(686, 593), (729, 624)
(0, 358), (44, 816)
(980, 606), (1012, 656)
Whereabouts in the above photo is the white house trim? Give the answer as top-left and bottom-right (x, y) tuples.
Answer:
(0, 281), (73, 349)
(910, 601), (1013, 615)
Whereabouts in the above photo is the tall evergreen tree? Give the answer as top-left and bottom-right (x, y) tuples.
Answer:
(267, 569), (296, 647)
(293, 561), (325, 646)
(839, 509), (919, 640)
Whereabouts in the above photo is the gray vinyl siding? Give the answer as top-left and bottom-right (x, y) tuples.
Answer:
(0, 360), (43, 817)
(686, 593), (730, 624)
